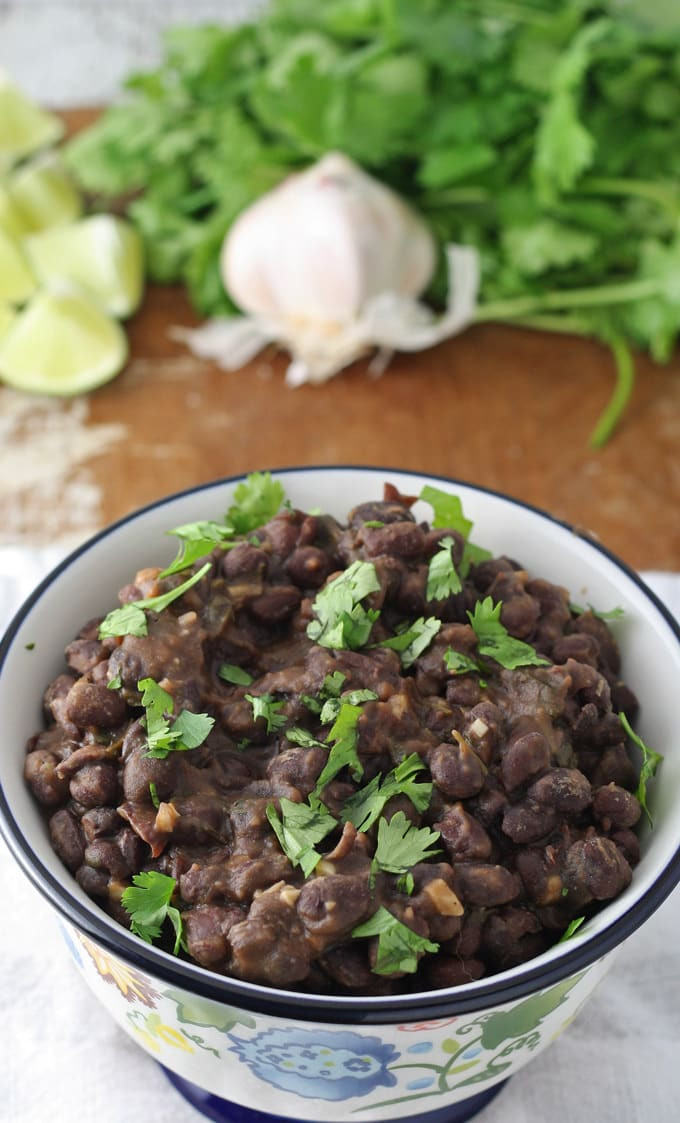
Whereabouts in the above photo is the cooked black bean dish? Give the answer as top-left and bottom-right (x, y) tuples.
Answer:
(25, 475), (647, 994)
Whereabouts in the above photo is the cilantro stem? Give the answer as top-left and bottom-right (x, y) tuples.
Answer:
(589, 336), (636, 448)
(474, 277), (659, 321)
(580, 176), (680, 221)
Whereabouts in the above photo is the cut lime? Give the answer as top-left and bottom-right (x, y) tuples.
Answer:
(8, 154), (82, 233)
(25, 214), (144, 318)
(0, 289), (128, 395)
(0, 69), (64, 173)
(0, 226), (37, 303)
(0, 302), (17, 342)
(0, 181), (30, 240)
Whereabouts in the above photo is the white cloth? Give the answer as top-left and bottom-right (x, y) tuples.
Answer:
(0, 554), (678, 1123)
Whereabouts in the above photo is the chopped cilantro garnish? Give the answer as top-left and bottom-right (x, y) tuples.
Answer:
(306, 560), (380, 650)
(266, 797), (337, 877)
(161, 519), (235, 577)
(426, 537), (462, 601)
(558, 916), (586, 942)
(98, 562), (211, 639)
(149, 781), (160, 809)
(313, 701), (365, 794)
(107, 674), (123, 690)
(343, 754), (432, 832)
(419, 484), (473, 538)
(318, 688), (377, 725)
(218, 663), (254, 685)
(24, 642), (35, 651)
(371, 810), (441, 876)
(570, 602), (625, 620)
(363, 520), (385, 528)
(352, 905), (439, 976)
(226, 471), (285, 535)
(443, 649), (481, 676)
(245, 693), (287, 734)
(378, 616), (441, 668)
(620, 711), (663, 826)
(138, 677), (214, 759)
(301, 671), (347, 714)
(121, 871), (184, 954)
(467, 597), (550, 669)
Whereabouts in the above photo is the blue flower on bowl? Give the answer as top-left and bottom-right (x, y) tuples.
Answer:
(229, 1027), (399, 1101)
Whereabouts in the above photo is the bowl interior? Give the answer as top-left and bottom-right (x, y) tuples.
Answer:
(1, 466), (679, 1011)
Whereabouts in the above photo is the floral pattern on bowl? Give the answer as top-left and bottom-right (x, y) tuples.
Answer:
(65, 925), (609, 1121)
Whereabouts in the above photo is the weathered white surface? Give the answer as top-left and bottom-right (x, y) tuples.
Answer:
(0, 0), (266, 106)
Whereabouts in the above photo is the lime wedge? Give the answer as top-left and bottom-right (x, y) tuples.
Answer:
(0, 181), (30, 240)
(0, 69), (64, 173)
(0, 289), (128, 395)
(0, 226), (37, 303)
(25, 214), (144, 318)
(8, 154), (82, 233)
(0, 302), (17, 342)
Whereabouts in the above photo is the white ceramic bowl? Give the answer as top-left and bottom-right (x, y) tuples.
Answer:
(1, 467), (679, 1123)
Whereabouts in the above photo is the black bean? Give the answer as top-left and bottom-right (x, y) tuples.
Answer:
(362, 521), (425, 560)
(69, 762), (119, 807)
(48, 809), (85, 871)
(65, 679), (127, 730)
(502, 799), (559, 844)
(453, 863), (522, 907)
(81, 806), (122, 842)
(24, 749), (71, 806)
(285, 546), (332, 589)
(184, 904), (244, 969)
(222, 543), (269, 579)
(435, 802), (493, 862)
(429, 735), (486, 799)
(297, 875), (372, 944)
(528, 768), (592, 813)
(249, 584), (302, 624)
(592, 783), (641, 829)
(563, 836), (632, 906)
(501, 722), (552, 792)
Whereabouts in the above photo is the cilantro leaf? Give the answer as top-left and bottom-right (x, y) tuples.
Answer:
(318, 687), (377, 725)
(620, 711), (663, 826)
(419, 484), (473, 537)
(266, 797), (337, 877)
(313, 701), (364, 794)
(301, 671), (347, 714)
(218, 663), (254, 685)
(426, 537), (462, 601)
(372, 810), (441, 876)
(443, 648), (481, 676)
(138, 677), (214, 758)
(570, 602), (625, 620)
(343, 753), (432, 832)
(377, 616), (441, 668)
(306, 560), (381, 650)
(121, 871), (184, 954)
(467, 597), (550, 669)
(351, 906), (439, 976)
(558, 916), (586, 943)
(161, 519), (235, 577)
(98, 562), (211, 639)
(245, 693), (287, 734)
(226, 471), (285, 535)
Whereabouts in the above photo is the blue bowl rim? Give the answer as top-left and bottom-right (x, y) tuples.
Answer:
(1, 464), (679, 1025)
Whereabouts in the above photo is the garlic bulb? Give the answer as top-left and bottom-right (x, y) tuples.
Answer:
(176, 152), (479, 386)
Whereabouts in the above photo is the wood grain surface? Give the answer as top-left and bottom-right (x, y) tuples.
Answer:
(8, 109), (680, 570)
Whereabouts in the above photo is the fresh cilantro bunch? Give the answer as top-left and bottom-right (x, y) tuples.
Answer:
(64, 1), (680, 444)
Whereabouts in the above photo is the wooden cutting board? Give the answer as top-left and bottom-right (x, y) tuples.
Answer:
(3, 109), (678, 571)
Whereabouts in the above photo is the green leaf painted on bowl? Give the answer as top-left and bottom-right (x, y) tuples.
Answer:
(163, 989), (257, 1032)
(479, 969), (589, 1050)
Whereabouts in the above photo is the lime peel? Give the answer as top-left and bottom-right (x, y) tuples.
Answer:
(25, 214), (144, 318)
(0, 226), (37, 304)
(0, 68), (64, 172)
(0, 289), (128, 396)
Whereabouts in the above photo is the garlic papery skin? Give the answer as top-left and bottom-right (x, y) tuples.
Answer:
(176, 152), (480, 385)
